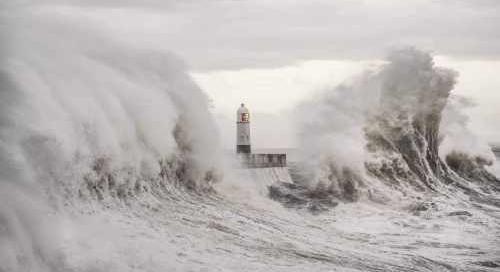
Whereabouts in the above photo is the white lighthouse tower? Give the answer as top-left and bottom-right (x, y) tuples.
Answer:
(236, 103), (251, 153)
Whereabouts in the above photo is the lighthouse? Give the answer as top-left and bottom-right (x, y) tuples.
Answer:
(236, 103), (251, 153)
(235, 103), (287, 167)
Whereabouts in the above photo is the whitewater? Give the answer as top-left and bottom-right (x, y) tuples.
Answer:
(1, 2), (499, 272)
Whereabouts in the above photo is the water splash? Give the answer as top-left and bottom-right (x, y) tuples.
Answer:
(0, 3), (221, 270)
(281, 48), (499, 210)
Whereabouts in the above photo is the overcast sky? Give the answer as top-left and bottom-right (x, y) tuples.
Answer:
(19, 0), (500, 148)
(49, 0), (500, 70)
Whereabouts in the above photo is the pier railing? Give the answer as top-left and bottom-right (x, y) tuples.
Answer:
(239, 153), (287, 168)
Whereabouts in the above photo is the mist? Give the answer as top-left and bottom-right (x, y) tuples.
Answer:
(1, 2), (222, 270)
(1, 1), (499, 271)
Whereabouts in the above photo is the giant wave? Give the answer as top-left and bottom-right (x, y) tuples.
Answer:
(1, 2), (499, 271)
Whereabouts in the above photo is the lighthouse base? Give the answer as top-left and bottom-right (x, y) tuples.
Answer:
(236, 145), (251, 154)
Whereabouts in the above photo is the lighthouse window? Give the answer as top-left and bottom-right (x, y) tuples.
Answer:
(241, 113), (249, 122)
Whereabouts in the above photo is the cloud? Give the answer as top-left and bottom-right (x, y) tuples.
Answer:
(7, 0), (499, 70)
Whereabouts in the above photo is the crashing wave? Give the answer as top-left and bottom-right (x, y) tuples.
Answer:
(270, 48), (499, 211)
(0, 4), (222, 270)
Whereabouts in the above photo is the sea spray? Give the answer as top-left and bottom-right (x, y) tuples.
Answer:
(271, 48), (499, 211)
(0, 3), (222, 270)
(364, 48), (457, 189)
(1, 2), (499, 271)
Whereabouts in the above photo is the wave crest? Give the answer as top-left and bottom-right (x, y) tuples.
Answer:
(275, 48), (499, 211)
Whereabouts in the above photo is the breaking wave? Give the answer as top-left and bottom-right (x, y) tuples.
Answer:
(279, 48), (500, 211)
(1, 3), (221, 271)
(1, 2), (499, 272)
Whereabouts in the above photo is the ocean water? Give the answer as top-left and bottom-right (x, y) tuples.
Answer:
(1, 2), (499, 272)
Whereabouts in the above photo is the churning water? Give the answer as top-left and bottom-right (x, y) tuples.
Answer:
(1, 2), (499, 272)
